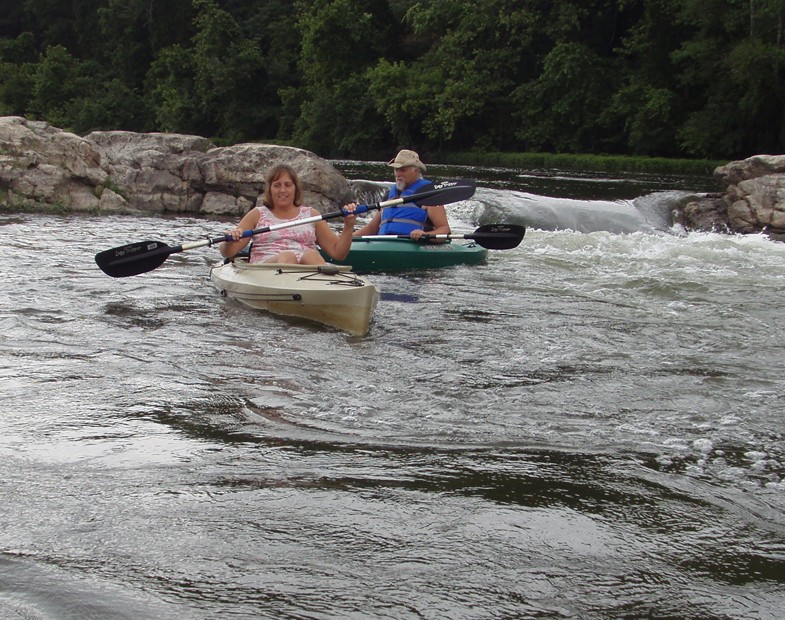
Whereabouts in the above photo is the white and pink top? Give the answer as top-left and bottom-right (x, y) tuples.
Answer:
(249, 205), (317, 263)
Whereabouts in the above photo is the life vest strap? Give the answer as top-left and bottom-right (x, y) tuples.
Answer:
(381, 217), (424, 226)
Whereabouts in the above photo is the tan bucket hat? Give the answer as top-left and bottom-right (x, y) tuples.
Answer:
(388, 149), (427, 171)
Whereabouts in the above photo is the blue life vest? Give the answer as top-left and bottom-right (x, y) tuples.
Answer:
(379, 178), (432, 235)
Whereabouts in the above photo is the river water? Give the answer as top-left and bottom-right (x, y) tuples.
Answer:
(1, 162), (784, 619)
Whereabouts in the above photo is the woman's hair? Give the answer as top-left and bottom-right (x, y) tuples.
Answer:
(262, 164), (302, 208)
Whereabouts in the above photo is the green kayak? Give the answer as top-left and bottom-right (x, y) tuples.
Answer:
(320, 237), (488, 273)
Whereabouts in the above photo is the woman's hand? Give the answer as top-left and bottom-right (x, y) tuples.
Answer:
(342, 203), (357, 230)
(225, 227), (244, 241)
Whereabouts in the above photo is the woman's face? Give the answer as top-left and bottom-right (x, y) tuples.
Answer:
(270, 172), (296, 208)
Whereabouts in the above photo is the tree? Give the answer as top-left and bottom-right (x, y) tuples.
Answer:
(291, 0), (396, 156)
(0, 33), (37, 115)
(608, 0), (687, 156)
(144, 0), (270, 140)
(20, 0), (104, 59)
(0, 0), (782, 157)
(29, 44), (83, 127)
(144, 44), (200, 134)
(191, 0), (266, 140)
(513, 41), (621, 153)
(366, 0), (545, 152)
(673, 0), (785, 157)
(96, 0), (195, 87)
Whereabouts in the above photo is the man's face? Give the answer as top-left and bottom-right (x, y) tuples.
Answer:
(394, 166), (420, 190)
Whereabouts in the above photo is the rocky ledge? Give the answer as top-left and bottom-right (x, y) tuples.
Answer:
(677, 154), (785, 241)
(0, 116), (354, 217)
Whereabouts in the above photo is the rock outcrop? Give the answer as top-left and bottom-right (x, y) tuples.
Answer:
(0, 116), (353, 217)
(678, 154), (785, 241)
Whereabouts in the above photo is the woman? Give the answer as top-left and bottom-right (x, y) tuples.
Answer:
(219, 164), (356, 264)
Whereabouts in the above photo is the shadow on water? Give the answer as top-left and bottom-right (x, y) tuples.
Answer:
(147, 389), (785, 545)
(103, 301), (168, 330)
(205, 442), (785, 588)
(379, 291), (420, 303)
(443, 306), (523, 323)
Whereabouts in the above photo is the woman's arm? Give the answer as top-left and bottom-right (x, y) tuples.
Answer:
(219, 209), (260, 258)
(314, 206), (356, 260)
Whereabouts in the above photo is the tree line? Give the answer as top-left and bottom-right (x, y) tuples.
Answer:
(1, 0), (783, 161)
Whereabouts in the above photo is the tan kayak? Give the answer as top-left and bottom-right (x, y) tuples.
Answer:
(210, 259), (379, 336)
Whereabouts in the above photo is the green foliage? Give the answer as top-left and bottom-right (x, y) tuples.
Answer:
(0, 0), (783, 160)
(143, 0), (275, 140)
(291, 0), (395, 155)
(513, 41), (620, 154)
(191, 0), (266, 140)
(366, 58), (435, 147)
(0, 34), (37, 114)
(144, 44), (199, 134)
(29, 44), (83, 126)
(668, 0), (785, 157)
(609, 81), (680, 156)
(364, 0), (543, 152)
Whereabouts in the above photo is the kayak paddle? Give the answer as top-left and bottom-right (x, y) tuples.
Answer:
(95, 179), (477, 278)
(355, 224), (526, 250)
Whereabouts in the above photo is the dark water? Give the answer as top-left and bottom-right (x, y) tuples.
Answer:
(334, 159), (723, 200)
(1, 164), (784, 619)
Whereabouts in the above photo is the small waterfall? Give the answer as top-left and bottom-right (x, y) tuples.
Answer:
(349, 179), (388, 205)
(632, 190), (707, 232)
(476, 187), (708, 234)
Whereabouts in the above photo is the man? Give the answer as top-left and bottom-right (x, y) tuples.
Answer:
(354, 149), (451, 240)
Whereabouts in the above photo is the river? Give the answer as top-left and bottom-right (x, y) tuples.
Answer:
(1, 161), (783, 619)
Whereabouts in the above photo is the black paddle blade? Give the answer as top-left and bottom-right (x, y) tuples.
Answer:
(95, 240), (175, 277)
(468, 224), (526, 250)
(409, 179), (476, 206)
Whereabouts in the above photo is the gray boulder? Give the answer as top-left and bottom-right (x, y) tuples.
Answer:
(0, 116), (107, 212)
(714, 154), (785, 186)
(0, 116), (353, 217)
(679, 154), (785, 240)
